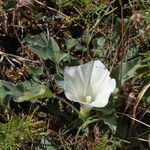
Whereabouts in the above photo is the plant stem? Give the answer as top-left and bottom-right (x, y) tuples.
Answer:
(79, 105), (92, 119)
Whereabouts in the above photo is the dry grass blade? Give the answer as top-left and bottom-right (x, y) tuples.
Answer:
(117, 112), (150, 128)
(132, 82), (150, 125)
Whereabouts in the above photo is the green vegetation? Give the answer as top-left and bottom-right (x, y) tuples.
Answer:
(0, 114), (44, 150)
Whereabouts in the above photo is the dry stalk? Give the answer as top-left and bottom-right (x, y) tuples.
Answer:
(132, 82), (150, 125)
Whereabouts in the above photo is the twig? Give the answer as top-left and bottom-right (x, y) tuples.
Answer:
(137, 138), (150, 143)
(0, 51), (41, 64)
(110, 1), (130, 73)
(12, 10), (23, 47)
(5, 57), (15, 67)
(0, 55), (4, 63)
(34, 0), (68, 18)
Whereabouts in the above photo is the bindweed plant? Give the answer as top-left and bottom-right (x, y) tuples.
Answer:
(0, 0), (149, 149)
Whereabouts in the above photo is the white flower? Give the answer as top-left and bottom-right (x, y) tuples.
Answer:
(64, 60), (116, 108)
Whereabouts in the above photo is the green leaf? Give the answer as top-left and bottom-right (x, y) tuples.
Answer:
(22, 33), (48, 60)
(96, 37), (106, 49)
(28, 65), (44, 76)
(54, 74), (64, 88)
(28, 45), (48, 59)
(127, 43), (140, 60)
(48, 37), (60, 52)
(0, 80), (23, 100)
(116, 118), (130, 139)
(15, 81), (53, 102)
(103, 113), (117, 134)
(0, 80), (53, 107)
(0, 80), (23, 107)
(37, 137), (58, 150)
(1, 95), (12, 108)
(17, 85), (49, 102)
(111, 57), (141, 85)
(82, 31), (92, 45)
(47, 37), (68, 64)
(65, 38), (79, 50)
(0, 81), (8, 101)
(93, 37), (106, 58)
(23, 34), (68, 63)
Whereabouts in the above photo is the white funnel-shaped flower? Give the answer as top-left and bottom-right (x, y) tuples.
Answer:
(64, 60), (116, 108)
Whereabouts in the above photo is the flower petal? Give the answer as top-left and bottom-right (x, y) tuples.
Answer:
(79, 61), (95, 97)
(90, 60), (111, 96)
(64, 61), (95, 100)
(64, 77), (80, 102)
(64, 65), (84, 101)
(90, 79), (116, 107)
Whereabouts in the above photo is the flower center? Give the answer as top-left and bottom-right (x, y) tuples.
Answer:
(85, 95), (92, 102)
(80, 95), (92, 103)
